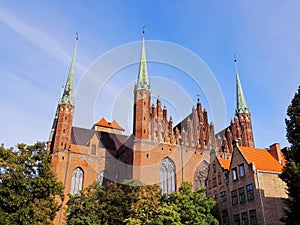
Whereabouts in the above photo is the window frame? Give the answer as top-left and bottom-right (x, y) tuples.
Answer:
(249, 209), (257, 225)
(241, 211), (248, 225)
(160, 157), (176, 194)
(234, 214), (240, 225)
(221, 210), (229, 225)
(239, 187), (246, 204)
(232, 190), (238, 206)
(70, 167), (84, 195)
(239, 163), (245, 177)
(246, 183), (254, 201)
(91, 144), (96, 155)
(220, 190), (227, 202)
(232, 167), (238, 181)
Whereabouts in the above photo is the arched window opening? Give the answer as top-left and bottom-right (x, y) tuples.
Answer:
(160, 157), (176, 194)
(70, 167), (84, 195)
(193, 160), (209, 190)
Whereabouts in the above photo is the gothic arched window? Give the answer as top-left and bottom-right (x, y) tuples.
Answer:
(70, 167), (84, 195)
(97, 170), (104, 185)
(194, 160), (209, 190)
(160, 157), (176, 194)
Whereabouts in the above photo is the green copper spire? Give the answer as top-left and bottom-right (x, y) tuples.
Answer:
(234, 56), (250, 115)
(60, 33), (78, 106)
(135, 27), (150, 91)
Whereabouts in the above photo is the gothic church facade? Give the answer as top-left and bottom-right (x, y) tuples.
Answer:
(48, 34), (254, 224)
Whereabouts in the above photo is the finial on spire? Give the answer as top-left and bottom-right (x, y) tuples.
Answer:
(158, 92), (160, 98)
(142, 25), (146, 35)
(196, 93), (200, 103)
(76, 32), (79, 41)
(234, 54), (238, 73)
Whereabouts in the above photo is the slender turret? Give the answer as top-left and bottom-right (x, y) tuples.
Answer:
(133, 28), (151, 139)
(50, 34), (78, 151)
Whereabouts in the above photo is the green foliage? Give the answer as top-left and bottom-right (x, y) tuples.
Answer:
(0, 142), (64, 225)
(67, 182), (128, 225)
(66, 180), (218, 225)
(167, 182), (218, 225)
(280, 86), (300, 225)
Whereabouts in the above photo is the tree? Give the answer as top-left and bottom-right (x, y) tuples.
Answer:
(167, 182), (218, 225)
(280, 85), (300, 225)
(0, 142), (64, 225)
(67, 181), (218, 225)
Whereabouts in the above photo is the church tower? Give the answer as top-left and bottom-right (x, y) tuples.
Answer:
(49, 34), (78, 152)
(133, 30), (151, 139)
(234, 57), (254, 147)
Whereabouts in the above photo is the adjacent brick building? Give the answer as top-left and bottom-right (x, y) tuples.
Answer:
(47, 34), (283, 224)
(207, 143), (287, 225)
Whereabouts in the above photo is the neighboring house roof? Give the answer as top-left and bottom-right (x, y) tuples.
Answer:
(95, 117), (125, 131)
(218, 156), (230, 170)
(71, 126), (129, 150)
(239, 146), (283, 172)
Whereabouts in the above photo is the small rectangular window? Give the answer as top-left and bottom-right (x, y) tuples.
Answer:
(232, 190), (238, 206)
(241, 212), (248, 225)
(213, 164), (216, 173)
(222, 210), (229, 225)
(232, 167), (238, 181)
(234, 214), (240, 225)
(212, 177), (217, 187)
(220, 190), (226, 202)
(246, 183), (254, 201)
(239, 187), (246, 203)
(91, 144), (96, 155)
(239, 164), (245, 177)
(249, 210), (257, 225)
(218, 173), (221, 185)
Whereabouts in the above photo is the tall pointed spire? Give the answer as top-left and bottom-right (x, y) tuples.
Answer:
(234, 56), (250, 115)
(60, 33), (78, 106)
(135, 26), (150, 91)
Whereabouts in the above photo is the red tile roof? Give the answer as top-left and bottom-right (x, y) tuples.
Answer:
(95, 118), (110, 127)
(95, 118), (125, 131)
(110, 120), (125, 131)
(239, 146), (283, 172)
(218, 156), (230, 170)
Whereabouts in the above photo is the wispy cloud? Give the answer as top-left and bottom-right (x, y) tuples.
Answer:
(0, 7), (86, 73)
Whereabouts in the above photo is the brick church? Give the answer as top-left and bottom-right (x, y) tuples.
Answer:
(48, 33), (259, 224)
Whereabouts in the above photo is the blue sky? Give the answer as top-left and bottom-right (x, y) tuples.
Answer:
(0, 1), (299, 149)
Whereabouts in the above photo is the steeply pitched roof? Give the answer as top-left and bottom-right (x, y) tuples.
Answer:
(135, 31), (150, 91)
(235, 63), (250, 115)
(95, 118), (110, 127)
(239, 146), (283, 172)
(95, 118), (125, 131)
(71, 126), (128, 150)
(60, 36), (77, 106)
(218, 156), (230, 170)
(110, 120), (125, 131)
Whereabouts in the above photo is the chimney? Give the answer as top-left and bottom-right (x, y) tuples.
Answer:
(269, 143), (283, 164)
